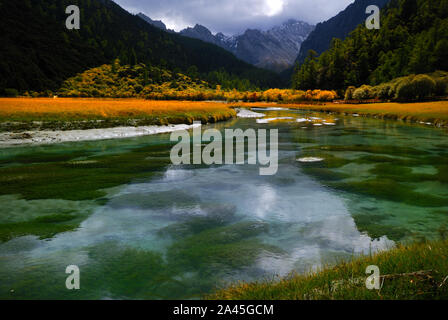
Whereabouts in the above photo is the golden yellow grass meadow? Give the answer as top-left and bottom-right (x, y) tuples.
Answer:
(2, 98), (448, 128)
(0, 98), (235, 121)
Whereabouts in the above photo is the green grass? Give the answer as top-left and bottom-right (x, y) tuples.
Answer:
(329, 179), (448, 207)
(0, 143), (175, 242)
(166, 221), (281, 272)
(303, 144), (428, 157)
(369, 163), (436, 183)
(0, 213), (85, 242)
(209, 239), (448, 300)
(352, 213), (410, 242)
(0, 143), (173, 201)
(302, 167), (350, 182)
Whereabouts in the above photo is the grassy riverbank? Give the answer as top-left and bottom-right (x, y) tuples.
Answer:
(210, 239), (448, 300)
(0, 98), (236, 132)
(238, 101), (448, 127)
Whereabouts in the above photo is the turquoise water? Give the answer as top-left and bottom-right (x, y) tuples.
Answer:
(0, 108), (447, 299)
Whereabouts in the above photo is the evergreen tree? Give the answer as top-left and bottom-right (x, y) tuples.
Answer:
(292, 0), (448, 90)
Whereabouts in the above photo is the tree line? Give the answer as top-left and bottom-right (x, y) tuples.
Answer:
(292, 0), (448, 91)
(0, 0), (280, 95)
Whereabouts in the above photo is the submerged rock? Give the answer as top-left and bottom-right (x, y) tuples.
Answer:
(256, 117), (294, 124)
(297, 157), (324, 163)
(235, 108), (265, 118)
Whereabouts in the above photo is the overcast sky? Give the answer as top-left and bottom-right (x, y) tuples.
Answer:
(114, 0), (355, 35)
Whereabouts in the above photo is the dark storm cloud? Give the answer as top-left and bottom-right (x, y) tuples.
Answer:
(113, 0), (355, 34)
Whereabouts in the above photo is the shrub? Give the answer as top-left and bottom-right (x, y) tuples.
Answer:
(344, 86), (356, 100)
(373, 83), (393, 100)
(353, 85), (373, 100)
(394, 78), (415, 101)
(134, 84), (143, 94)
(4, 88), (19, 97)
(387, 85), (397, 99)
(317, 90), (337, 101)
(304, 90), (313, 100)
(43, 90), (53, 97)
(91, 89), (100, 97)
(435, 78), (448, 96)
(411, 74), (436, 100)
(289, 91), (306, 102)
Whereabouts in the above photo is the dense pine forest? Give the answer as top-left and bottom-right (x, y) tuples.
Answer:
(292, 0), (448, 91)
(295, 0), (390, 64)
(0, 0), (280, 94)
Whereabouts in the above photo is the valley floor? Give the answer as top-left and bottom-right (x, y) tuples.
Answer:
(1, 98), (448, 299)
(1, 98), (448, 146)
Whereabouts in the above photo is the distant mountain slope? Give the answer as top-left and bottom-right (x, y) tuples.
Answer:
(136, 12), (168, 31)
(180, 25), (230, 49)
(176, 20), (314, 72)
(137, 13), (175, 33)
(0, 0), (278, 93)
(295, 0), (390, 64)
(293, 0), (448, 90)
(234, 20), (315, 72)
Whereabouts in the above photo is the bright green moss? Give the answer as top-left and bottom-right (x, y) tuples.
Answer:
(84, 245), (173, 299)
(302, 167), (350, 182)
(353, 213), (409, 241)
(436, 165), (448, 183)
(167, 222), (280, 271)
(369, 163), (435, 182)
(0, 144), (172, 201)
(0, 220), (77, 242)
(33, 213), (77, 223)
(294, 137), (318, 144)
(0, 150), (89, 165)
(109, 190), (199, 210)
(354, 155), (423, 166)
(0, 207), (93, 242)
(0, 143), (175, 241)
(304, 144), (427, 157)
(329, 179), (448, 207)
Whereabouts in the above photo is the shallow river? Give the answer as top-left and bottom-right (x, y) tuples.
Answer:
(0, 108), (447, 299)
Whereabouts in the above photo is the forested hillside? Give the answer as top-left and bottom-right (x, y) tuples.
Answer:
(0, 0), (279, 94)
(293, 0), (448, 90)
(53, 60), (338, 102)
(57, 60), (260, 98)
(295, 0), (390, 64)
